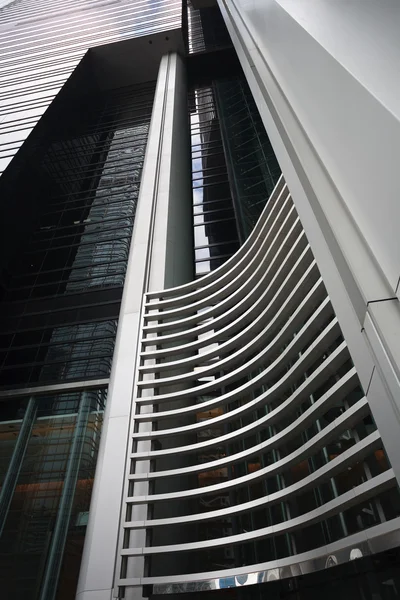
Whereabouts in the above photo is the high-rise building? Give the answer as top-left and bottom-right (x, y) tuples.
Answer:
(0, 1), (399, 600)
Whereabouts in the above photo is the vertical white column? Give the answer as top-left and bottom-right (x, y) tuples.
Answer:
(76, 52), (192, 600)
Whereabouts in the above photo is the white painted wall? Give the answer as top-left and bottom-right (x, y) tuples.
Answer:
(225, 0), (400, 293)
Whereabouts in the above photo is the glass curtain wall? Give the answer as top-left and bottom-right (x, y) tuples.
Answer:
(189, 84), (240, 277)
(0, 389), (106, 600)
(186, 0), (232, 55)
(0, 78), (155, 599)
(186, 0), (281, 272)
(215, 77), (282, 241)
(188, 76), (282, 276)
(0, 82), (155, 388)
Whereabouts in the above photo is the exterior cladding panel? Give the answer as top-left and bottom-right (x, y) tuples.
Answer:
(0, 0), (182, 173)
(216, 0), (400, 492)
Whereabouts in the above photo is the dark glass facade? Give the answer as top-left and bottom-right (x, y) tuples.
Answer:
(215, 77), (282, 240)
(0, 390), (106, 600)
(0, 81), (154, 388)
(190, 84), (240, 277)
(186, 0), (232, 55)
(0, 60), (155, 598)
(189, 75), (282, 276)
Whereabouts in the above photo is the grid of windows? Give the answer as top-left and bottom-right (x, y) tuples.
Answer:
(186, 0), (232, 55)
(0, 82), (155, 388)
(188, 75), (282, 276)
(189, 85), (240, 277)
(0, 389), (106, 599)
(215, 76), (282, 240)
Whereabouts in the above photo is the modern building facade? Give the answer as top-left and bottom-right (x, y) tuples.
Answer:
(0, 1), (400, 600)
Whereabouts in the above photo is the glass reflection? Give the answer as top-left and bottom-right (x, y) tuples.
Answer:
(0, 82), (155, 387)
(0, 389), (106, 600)
(189, 85), (239, 277)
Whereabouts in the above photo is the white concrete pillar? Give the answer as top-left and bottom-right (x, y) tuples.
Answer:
(76, 52), (192, 600)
